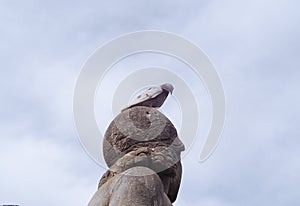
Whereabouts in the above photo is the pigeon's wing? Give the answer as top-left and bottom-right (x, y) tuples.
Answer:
(129, 86), (163, 106)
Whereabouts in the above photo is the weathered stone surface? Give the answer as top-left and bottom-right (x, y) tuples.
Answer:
(98, 146), (183, 203)
(89, 167), (172, 206)
(103, 106), (184, 168)
(89, 106), (185, 205)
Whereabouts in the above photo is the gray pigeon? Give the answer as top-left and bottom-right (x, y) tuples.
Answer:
(122, 83), (174, 111)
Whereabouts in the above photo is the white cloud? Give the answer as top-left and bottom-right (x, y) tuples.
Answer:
(0, 134), (102, 206)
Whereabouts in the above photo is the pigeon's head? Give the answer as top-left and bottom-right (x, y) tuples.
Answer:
(161, 83), (174, 94)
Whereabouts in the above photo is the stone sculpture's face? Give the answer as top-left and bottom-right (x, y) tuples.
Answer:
(161, 83), (174, 94)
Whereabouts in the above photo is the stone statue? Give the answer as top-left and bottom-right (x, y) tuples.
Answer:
(88, 106), (185, 206)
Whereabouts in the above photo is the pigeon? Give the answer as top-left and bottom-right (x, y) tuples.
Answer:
(122, 83), (174, 112)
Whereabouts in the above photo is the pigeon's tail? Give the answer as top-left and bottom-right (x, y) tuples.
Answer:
(121, 106), (130, 112)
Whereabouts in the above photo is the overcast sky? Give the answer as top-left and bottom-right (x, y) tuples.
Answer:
(1, 0), (300, 205)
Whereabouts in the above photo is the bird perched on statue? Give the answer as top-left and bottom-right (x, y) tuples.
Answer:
(121, 83), (174, 112)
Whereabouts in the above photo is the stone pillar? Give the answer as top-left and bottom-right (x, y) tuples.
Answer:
(88, 106), (185, 206)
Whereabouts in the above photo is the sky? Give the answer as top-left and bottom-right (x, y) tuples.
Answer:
(1, 0), (300, 205)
